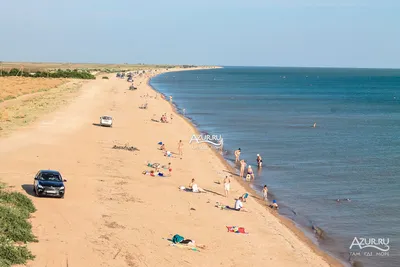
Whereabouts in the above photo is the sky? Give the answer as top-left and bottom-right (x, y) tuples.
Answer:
(0, 0), (399, 68)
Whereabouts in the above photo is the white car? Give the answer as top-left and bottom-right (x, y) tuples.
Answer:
(100, 116), (113, 127)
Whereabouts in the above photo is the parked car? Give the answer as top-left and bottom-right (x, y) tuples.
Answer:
(100, 116), (113, 127)
(33, 170), (66, 198)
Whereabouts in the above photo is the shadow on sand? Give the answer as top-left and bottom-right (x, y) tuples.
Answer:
(21, 184), (35, 197)
(203, 189), (225, 197)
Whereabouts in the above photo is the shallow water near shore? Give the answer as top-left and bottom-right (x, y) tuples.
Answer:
(150, 67), (400, 267)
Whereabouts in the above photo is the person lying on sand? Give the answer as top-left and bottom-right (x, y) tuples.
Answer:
(160, 143), (166, 151)
(171, 234), (206, 249)
(142, 169), (170, 177)
(164, 150), (173, 157)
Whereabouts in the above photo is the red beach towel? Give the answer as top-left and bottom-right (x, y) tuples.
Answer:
(226, 226), (247, 234)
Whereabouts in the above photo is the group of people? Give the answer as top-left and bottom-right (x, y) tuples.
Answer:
(161, 113), (171, 123)
(158, 140), (183, 159)
(234, 149), (263, 181)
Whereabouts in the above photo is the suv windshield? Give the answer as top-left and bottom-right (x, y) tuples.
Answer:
(39, 172), (61, 181)
(102, 116), (112, 120)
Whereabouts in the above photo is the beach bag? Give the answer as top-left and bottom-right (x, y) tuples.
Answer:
(172, 234), (184, 244)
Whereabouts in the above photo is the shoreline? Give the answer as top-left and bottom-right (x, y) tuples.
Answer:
(147, 69), (346, 267)
(0, 67), (349, 267)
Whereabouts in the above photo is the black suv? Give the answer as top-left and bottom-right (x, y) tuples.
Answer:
(33, 170), (66, 198)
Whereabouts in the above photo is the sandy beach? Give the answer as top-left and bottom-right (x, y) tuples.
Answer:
(0, 68), (343, 267)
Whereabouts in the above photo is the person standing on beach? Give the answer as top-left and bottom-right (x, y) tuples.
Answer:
(223, 176), (230, 197)
(234, 148), (241, 163)
(239, 159), (246, 177)
(262, 185), (268, 201)
(178, 140), (183, 159)
(183, 108), (186, 116)
(169, 95), (173, 102)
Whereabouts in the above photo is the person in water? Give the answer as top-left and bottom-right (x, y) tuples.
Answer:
(239, 159), (246, 177)
(234, 148), (241, 163)
(262, 185), (268, 201)
(247, 165), (254, 180)
(270, 199), (279, 209)
(256, 154), (263, 168)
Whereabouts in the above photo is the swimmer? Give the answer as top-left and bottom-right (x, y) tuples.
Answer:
(239, 159), (246, 177)
(247, 165), (254, 180)
(256, 154), (263, 168)
(313, 122), (317, 128)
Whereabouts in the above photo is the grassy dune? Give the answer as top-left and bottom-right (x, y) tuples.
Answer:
(0, 182), (36, 267)
(0, 78), (84, 136)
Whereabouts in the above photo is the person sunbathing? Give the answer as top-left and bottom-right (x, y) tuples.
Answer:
(160, 144), (165, 151)
(186, 179), (205, 193)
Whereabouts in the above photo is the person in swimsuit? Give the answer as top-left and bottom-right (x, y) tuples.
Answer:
(247, 165), (254, 180)
(234, 148), (241, 163)
(262, 185), (268, 201)
(223, 176), (230, 197)
(239, 159), (246, 177)
(256, 154), (263, 168)
(178, 140), (183, 159)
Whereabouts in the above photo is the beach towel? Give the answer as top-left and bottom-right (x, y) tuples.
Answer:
(215, 202), (228, 210)
(170, 243), (199, 252)
(226, 226), (247, 234)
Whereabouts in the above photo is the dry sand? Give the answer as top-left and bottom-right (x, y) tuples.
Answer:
(0, 68), (343, 267)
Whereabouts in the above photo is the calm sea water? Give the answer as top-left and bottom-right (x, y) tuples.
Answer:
(150, 67), (400, 267)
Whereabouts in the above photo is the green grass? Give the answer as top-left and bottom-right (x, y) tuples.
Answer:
(0, 184), (36, 266)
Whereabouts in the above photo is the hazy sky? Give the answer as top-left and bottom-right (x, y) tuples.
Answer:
(0, 0), (399, 68)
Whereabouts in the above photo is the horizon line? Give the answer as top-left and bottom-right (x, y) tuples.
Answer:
(1, 61), (400, 70)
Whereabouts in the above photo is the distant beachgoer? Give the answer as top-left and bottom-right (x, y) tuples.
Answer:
(247, 165), (254, 180)
(168, 163), (172, 175)
(223, 176), (230, 197)
(178, 140), (183, 159)
(183, 108), (186, 115)
(234, 197), (247, 212)
(256, 154), (263, 168)
(187, 178), (204, 193)
(239, 160), (246, 177)
(170, 113), (173, 123)
(234, 148), (241, 163)
(160, 144), (166, 151)
(262, 185), (268, 201)
(169, 95), (173, 102)
(270, 199), (279, 209)
(313, 122), (316, 128)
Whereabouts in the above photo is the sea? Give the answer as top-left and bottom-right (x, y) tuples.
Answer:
(150, 67), (400, 267)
